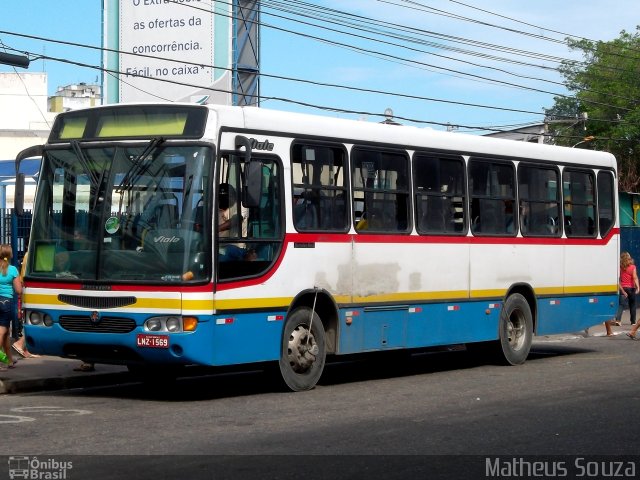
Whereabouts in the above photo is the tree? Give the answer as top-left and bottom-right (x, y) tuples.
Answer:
(544, 27), (640, 191)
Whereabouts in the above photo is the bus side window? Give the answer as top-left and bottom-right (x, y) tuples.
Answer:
(414, 153), (466, 235)
(597, 171), (615, 238)
(291, 143), (349, 232)
(518, 164), (561, 237)
(563, 169), (596, 238)
(351, 147), (410, 233)
(469, 159), (515, 236)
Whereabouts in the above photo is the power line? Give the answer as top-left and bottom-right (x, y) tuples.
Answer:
(3, 28), (635, 128)
(448, 0), (640, 57)
(14, 44), (635, 141)
(2, 41), (635, 141)
(253, 0), (639, 103)
(0, 30), (547, 116)
(1, 3), (638, 135)
(0, 39), (51, 128)
(5, 1), (635, 111)
(448, 0), (590, 43)
(0, 47), (551, 133)
(175, 1), (639, 110)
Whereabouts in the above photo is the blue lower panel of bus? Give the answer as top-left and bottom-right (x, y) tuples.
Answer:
(339, 300), (501, 354)
(535, 294), (617, 335)
(24, 294), (616, 365)
(24, 309), (288, 367)
(338, 293), (618, 354)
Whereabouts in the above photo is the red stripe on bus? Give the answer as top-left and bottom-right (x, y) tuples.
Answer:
(25, 228), (618, 293)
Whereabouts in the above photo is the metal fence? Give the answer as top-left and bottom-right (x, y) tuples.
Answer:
(621, 226), (640, 263)
(0, 208), (32, 266)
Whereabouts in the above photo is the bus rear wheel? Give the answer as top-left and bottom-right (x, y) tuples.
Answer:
(279, 307), (326, 391)
(467, 293), (533, 365)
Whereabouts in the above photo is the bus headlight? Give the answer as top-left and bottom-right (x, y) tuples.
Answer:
(26, 311), (53, 327)
(144, 316), (190, 333)
(146, 318), (162, 331)
(165, 317), (181, 332)
(29, 311), (43, 326)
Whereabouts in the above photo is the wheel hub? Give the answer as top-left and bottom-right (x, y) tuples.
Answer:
(507, 312), (525, 350)
(287, 325), (318, 373)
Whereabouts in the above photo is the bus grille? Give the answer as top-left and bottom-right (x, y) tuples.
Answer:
(59, 316), (137, 333)
(58, 295), (137, 309)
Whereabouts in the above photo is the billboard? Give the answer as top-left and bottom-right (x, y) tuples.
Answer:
(103, 0), (233, 104)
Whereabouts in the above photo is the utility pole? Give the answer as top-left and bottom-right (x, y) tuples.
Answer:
(544, 112), (588, 144)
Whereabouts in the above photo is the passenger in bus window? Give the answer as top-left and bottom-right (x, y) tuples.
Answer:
(504, 200), (515, 233)
(218, 183), (234, 238)
(356, 211), (368, 231)
(218, 184), (253, 262)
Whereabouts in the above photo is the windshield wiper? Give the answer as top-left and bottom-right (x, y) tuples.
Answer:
(70, 140), (100, 188)
(116, 137), (165, 195)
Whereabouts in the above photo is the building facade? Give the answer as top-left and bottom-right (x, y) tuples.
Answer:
(48, 82), (101, 112)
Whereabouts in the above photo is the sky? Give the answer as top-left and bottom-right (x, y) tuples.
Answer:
(0, 0), (638, 133)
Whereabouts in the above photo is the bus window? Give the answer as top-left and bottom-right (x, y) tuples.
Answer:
(291, 143), (348, 231)
(413, 153), (466, 234)
(518, 164), (561, 237)
(563, 169), (596, 237)
(352, 147), (410, 233)
(597, 171), (615, 237)
(217, 154), (283, 281)
(469, 159), (516, 236)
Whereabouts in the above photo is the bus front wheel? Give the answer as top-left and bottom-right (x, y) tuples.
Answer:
(278, 307), (326, 391)
(497, 293), (533, 365)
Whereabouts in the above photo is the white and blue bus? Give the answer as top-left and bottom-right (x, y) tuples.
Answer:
(15, 103), (618, 391)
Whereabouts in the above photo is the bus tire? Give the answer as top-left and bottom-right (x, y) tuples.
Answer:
(279, 307), (326, 391)
(496, 293), (533, 365)
(467, 293), (533, 365)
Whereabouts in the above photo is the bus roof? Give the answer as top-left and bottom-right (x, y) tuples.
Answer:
(209, 104), (617, 170)
(51, 102), (617, 170)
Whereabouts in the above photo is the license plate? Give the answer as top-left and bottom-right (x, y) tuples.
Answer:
(136, 334), (169, 349)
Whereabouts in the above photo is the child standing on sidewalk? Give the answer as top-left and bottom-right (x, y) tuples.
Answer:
(0, 245), (22, 369)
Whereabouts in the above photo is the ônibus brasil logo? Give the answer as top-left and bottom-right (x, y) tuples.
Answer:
(8, 456), (73, 479)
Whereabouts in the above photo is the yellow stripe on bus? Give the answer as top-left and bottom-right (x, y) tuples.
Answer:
(213, 297), (293, 310)
(564, 284), (618, 294)
(24, 293), (181, 310)
(133, 298), (181, 309)
(23, 285), (617, 313)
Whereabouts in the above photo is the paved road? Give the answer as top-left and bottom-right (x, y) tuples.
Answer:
(1, 330), (638, 479)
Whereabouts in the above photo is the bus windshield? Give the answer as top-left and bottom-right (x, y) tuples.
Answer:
(27, 142), (212, 283)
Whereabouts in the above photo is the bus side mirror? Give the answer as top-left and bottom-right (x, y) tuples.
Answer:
(235, 135), (262, 208)
(15, 173), (25, 215)
(13, 173), (24, 215)
(15, 144), (44, 216)
(243, 161), (263, 209)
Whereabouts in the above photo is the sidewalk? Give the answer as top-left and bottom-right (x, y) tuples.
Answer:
(0, 320), (635, 395)
(0, 354), (130, 394)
